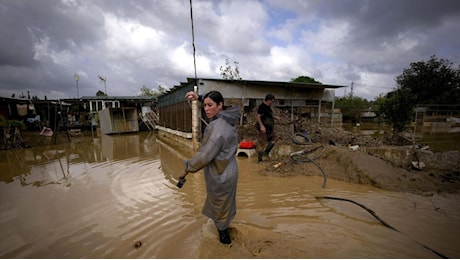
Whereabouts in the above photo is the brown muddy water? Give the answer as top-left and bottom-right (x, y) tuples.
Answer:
(1, 132), (459, 258)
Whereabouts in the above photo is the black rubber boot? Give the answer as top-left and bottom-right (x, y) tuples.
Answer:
(264, 142), (275, 156)
(257, 152), (263, 163)
(218, 229), (232, 245)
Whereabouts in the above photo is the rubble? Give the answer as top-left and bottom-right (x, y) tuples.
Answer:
(239, 108), (460, 194)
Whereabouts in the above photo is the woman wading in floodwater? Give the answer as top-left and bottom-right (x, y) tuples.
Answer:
(179, 90), (241, 245)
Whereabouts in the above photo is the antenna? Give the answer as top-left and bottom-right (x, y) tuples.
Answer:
(98, 75), (107, 95)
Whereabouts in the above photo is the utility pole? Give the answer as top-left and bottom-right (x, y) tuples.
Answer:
(350, 82), (354, 98)
(74, 74), (80, 98)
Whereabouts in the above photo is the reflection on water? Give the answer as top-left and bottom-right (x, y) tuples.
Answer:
(1, 132), (459, 258)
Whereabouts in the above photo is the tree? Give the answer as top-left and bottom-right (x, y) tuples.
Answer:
(157, 85), (168, 95)
(380, 55), (460, 133)
(290, 75), (322, 84)
(139, 85), (156, 97)
(335, 95), (369, 123)
(372, 94), (387, 119)
(220, 59), (242, 80)
(379, 88), (414, 133)
(397, 55), (460, 105)
(139, 85), (168, 97)
(96, 90), (107, 96)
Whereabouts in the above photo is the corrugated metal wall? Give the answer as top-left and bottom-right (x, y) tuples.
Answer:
(157, 84), (194, 132)
(158, 101), (192, 132)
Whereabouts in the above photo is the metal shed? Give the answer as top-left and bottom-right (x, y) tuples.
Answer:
(98, 107), (139, 134)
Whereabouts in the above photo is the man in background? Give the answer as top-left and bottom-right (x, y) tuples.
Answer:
(256, 94), (281, 163)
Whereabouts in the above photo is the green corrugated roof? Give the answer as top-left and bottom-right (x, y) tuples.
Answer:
(80, 96), (156, 101)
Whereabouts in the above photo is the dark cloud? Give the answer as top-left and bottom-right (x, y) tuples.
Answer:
(276, 0), (460, 96)
(0, 1), (104, 61)
(0, 0), (459, 100)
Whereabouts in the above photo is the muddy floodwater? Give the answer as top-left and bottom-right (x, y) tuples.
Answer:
(1, 132), (459, 258)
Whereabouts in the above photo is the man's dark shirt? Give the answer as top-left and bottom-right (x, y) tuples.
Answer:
(256, 102), (275, 133)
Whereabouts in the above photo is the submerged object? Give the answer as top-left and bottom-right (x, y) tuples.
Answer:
(134, 240), (142, 248)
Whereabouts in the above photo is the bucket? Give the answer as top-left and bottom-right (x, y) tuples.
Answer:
(239, 141), (256, 149)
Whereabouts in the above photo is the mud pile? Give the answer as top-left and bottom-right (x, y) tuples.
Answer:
(239, 109), (459, 194)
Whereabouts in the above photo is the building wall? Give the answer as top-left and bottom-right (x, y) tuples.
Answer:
(157, 79), (342, 135)
(197, 79), (327, 101)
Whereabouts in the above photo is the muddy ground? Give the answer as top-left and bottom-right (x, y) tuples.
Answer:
(259, 145), (460, 195)
(239, 115), (460, 196)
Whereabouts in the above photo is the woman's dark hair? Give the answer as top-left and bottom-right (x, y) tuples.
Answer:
(203, 91), (224, 106)
(265, 94), (275, 101)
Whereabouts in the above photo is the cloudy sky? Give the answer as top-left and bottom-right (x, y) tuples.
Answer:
(1, 0), (459, 101)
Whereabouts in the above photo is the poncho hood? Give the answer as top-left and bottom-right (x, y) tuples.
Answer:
(215, 106), (241, 126)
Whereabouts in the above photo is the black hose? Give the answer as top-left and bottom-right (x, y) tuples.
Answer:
(291, 131), (312, 145)
(315, 196), (448, 259)
(290, 145), (327, 188)
(315, 196), (397, 230)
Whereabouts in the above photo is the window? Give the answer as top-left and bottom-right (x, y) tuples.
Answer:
(90, 100), (119, 111)
(104, 101), (120, 109)
(90, 101), (97, 112)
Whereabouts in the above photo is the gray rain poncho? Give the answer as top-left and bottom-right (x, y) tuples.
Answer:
(184, 106), (241, 230)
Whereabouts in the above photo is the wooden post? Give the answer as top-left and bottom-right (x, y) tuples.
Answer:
(192, 85), (201, 150)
